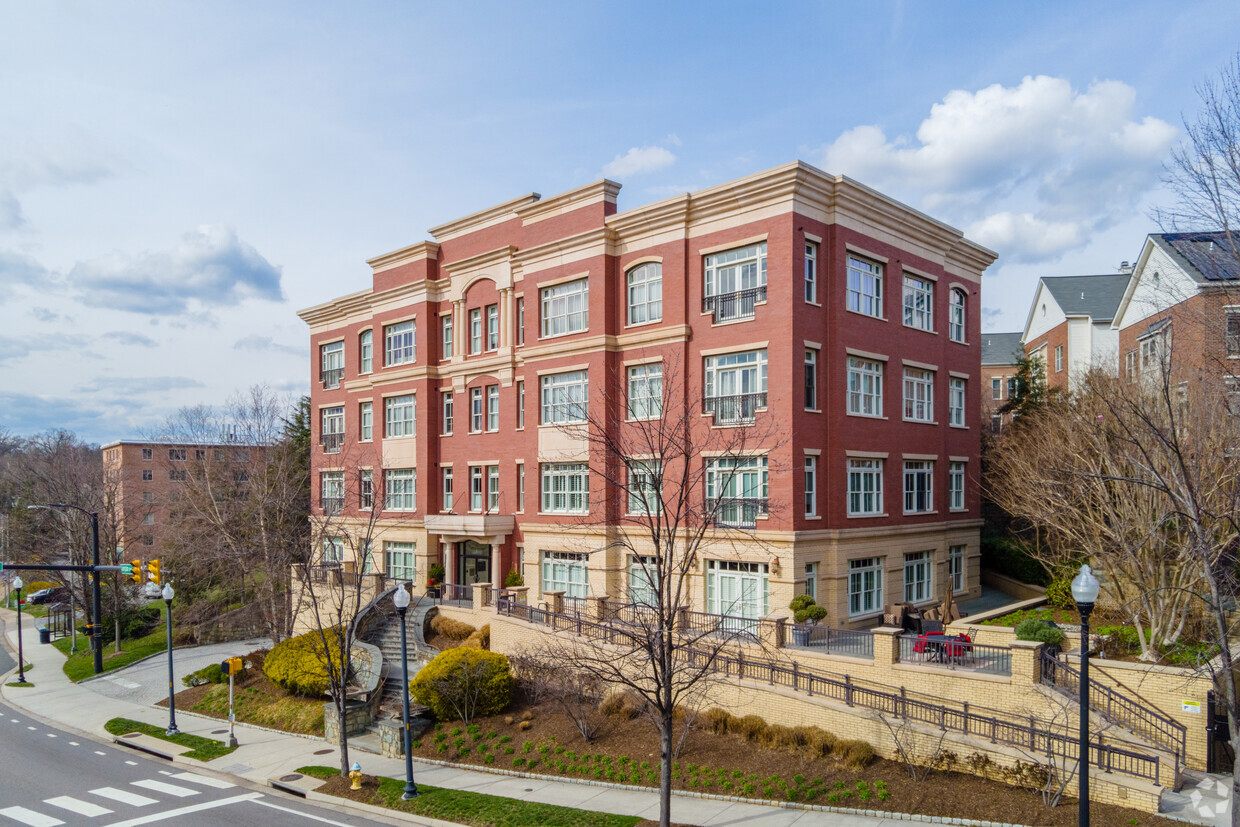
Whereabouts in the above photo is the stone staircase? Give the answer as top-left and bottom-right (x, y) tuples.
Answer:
(363, 600), (437, 720)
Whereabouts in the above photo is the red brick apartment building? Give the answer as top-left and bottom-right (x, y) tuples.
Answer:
(297, 161), (997, 628)
(979, 333), (1023, 432)
(1020, 272), (1131, 393)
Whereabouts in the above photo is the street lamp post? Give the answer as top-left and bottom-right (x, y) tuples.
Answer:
(163, 582), (178, 736)
(1071, 564), (1100, 827)
(13, 576), (25, 683)
(393, 584), (419, 799)
(28, 504), (103, 675)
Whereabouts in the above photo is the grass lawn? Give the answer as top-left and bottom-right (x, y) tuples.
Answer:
(164, 651), (324, 736)
(104, 717), (238, 762)
(297, 765), (641, 827)
(53, 603), (171, 682)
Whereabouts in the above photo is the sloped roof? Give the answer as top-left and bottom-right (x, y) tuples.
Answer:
(980, 332), (1025, 366)
(1153, 232), (1240, 283)
(1039, 274), (1132, 323)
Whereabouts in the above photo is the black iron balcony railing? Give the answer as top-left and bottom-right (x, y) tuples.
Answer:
(703, 392), (766, 425)
(702, 285), (766, 322)
(320, 367), (344, 388)
(321, 433), (344, 453)
(705, 496), (769, 528)
(321, 496), (344, 516)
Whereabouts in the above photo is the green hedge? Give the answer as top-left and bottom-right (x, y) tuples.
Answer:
(263, 628), (345, 697)
(1015, 618), (1065, 648)
(411, 647), (512, 722)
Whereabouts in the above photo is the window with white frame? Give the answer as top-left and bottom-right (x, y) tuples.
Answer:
(470, 466), (483, 511)
(487, 464), (500, 511)
(386, 541), (416, 582)
(705, 456), (768, 527)
(486, 304), (499, 350)
(703, 242), (767, 321)
(359, 330), (373, 373)
(142, 470), (153, 481)
(948, 289), (966, 342)
(441, 315), (453, 359)
(1228, 310), (1240, 357)
(469, 308), (482, 354)
(627, 460), (661, 515)
(627, 363), (662, 420)
(517, 463), (525, 511)
(1007, 376), (1018, 398)
(542, 551), (588, 598)
(359, 401), (373, 441)
(384, 468), (415, 511)
(360, 469), (373, 510)
(629, 556), (658, 607)
(487, 385), (499, 431)
(143, 512), (154, 526)
(847, 459), (883, 516)
(804, 242), (818, 303)
(704, 350), (767, 424)
(357, 539), (376, 574)
(948, 378), (966, 427)
(541, 462), (588, 513)
(142, 448), (152, 460)
(804, 455), (817, 517)
(320, 340), (344, 387)
(903, 367), (934, 422)
(470, 387), (483, 432)
(541, 370), (588, 424)
(848, 558), (883, 617)
(169, 448), (186, 461)
(949, 461), (966, 510)
(846, 357), (883, 416)
(516, 297), (525, 346)
(846, 255), (883, 317)
(705, 560), (769, 619)
(903, 460), (934, 513)
(321, 406), (344, 452)
(322, 537), (344, 565)
(804, 562), (818, 601)
(321, 471), (344, 515)
(991, 377), (1002, 400)
(804, 348), (818, 410)
(1055, 344), (1064, 372)
(541, 279), (589, 337)
(517, 380), (525, 429)
(441, 467), (453, 511)
(949, 545), (965, 593)
(627, 262), (662, 325)
(441, 392), (453, 435)
(384, 321), (415, 366)
(903, 275), (934, 331)
(385, 395), (415, 438)
(904, 551), (933, 603)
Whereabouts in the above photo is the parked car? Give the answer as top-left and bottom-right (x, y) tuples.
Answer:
(28, 587), (67, 605)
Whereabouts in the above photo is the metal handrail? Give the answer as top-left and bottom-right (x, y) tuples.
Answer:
(898, 633), (1012, 676)
(787, 624), (875, 659)
(702, 284), (767, 321)
(320, 367), (344, 388)
(321, 433), (344, 453)
(703, 392), (767, 425)
(321, 496), (344, 516)
(704, 495), (769, 527)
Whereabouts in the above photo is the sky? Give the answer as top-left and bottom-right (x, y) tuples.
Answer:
(2, 0), (1238, 444)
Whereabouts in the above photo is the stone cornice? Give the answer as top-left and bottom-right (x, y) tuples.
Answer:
(366, 240), (440, 274)
(513, 226), (613, 278)
(298, 287), (374, 330)
(429, 192), (540, 242)
(515, 179), (621, 225)
(442, 245), (518, 278)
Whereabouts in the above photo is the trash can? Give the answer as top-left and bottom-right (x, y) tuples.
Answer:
(38, 627), (51, 644)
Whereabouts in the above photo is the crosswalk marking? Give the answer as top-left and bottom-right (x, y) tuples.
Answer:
(45, 733), (56, 738)
(43, 796), (112, 817)
(0, 805), (65, 826)
(125, 761), (137, 766)
(129, 780), (198, 798)
(88, 788), (157, 807)
(26, 726), (36, 730)
(105, 792), (262, 827)
(169, 771), (234, 789)
(68, 742), (79, 746)
(93, 751), (106, 756)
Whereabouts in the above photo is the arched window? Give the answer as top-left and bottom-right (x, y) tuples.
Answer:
(948, 289), (966, 343)
(359, 329), (373, 372)
(627, 262), (663, 325)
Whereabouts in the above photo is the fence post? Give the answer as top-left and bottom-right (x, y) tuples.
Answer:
(792, 661), (799, 692)
(545, 590), (565, 615)
(845, 675), (854, 707)
(900, 686), (907, 719)
(871, 625), (901, 666)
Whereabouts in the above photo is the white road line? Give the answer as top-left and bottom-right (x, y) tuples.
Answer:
(125, 761), (138, 766)
(88, 788), (157, 807)
(45, 733), (56, 738)
(0, 806), (65, 826)
(26, 726), (36, 730)
(9, 718), (19, 723)
(103, 792), (262, 827)
(129, 780), (198, 798)
(250, 797), (356, 826)
(168, 772), (234, 789)
(68, 742), (79, 746)
(93, 751), (106, 756)
(43, 796), (112, 817)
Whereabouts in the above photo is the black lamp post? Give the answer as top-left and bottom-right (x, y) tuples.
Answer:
(163, 582), (179, 736)
(1071, 563), (1100, 827)
(28, 504), (103, 675)
(393, 584), (419, 799)
(13, 576), (25, 683)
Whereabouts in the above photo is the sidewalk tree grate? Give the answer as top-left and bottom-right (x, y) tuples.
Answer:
(279, 774), (303, 782)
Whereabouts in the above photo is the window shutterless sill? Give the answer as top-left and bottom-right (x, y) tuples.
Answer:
(623, 319), (663, 330)
(804, 515), (822, 521)
(902, 325), (938, 335)
(537, 330), (588, 342)
(902, 419), (938, 426)
(847, 513), (888, 519)
(848, 610), (885, 622)
(805, 300), (822, 308)
(845, 308), (886, 322)
(805, 408), (822, 414)
(846, 412), (887, 420)
(949, 424), (969, 430)
(903, 511), (939, 516)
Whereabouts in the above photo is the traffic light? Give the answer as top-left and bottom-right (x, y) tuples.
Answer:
(219, 656), (243, 676)
(146, 559), (161, 586)
(128, 560), (143, 585)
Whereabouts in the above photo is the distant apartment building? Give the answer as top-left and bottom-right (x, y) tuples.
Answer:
(979, 333), (1024, 432)
(1021, 272), (1131, 392)
(297, 161), (996, 628)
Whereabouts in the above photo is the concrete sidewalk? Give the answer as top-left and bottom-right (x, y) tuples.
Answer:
(0, 606), (1018, 826)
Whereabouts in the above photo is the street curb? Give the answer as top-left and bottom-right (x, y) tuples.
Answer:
(77, 637), (270, 684)
(292, 782), (506, 827)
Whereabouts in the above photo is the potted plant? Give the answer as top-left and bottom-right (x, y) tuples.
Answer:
(790, 594), (827, 646)
(426, 562), (445, 599)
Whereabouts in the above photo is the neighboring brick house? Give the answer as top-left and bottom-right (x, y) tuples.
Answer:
(979, 333), (1024, 433)
(297, 161), (997, 629)
(1113, 232), (1240, 391)
(1021, 272), (1131, 391)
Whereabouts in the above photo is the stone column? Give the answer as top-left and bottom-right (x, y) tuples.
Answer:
(499, 287), (512, 349)
(452, 299), (465, 358)
(544, 590), (565, 615)
(585, 594), (610, 623)
(1009, 639), (1044, 684)
(871, 626), (902, 666)
(491, 543), (503, 588)
(472, 581), (492, 610)
(443, 540), (456, 585)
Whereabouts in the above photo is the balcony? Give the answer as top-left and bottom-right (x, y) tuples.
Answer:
(705, 496), (769, 528)
(424, 513), (516, 538)
(321, 497), (344, 516)
(702, 285), (766, 323)
(703, 392), (766, 425)
(321, 433), (344, 453)
(320, 367), (344, 388)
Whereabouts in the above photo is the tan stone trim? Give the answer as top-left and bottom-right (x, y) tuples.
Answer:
(367, 240), (440, 273)
(803, 448), (822, 456)
(845, 243), (888, 264)
(948, 281), (971, 296)
(379, 389), (417, 400)
(622, 355), (663, 368)
(535, 363), (590, 377)
(803, 340), (823, 350)
(699, 340), (769, 357)
(697, 234), (769, 257)
(316, 402), (345, 410)
(623, 255), (664, 271)
(429, 193), (539, 242)
(513, 226), (610, 277)
(534, 271), (591, 291)
(901, 264), (938, 282)
(903, 453), (938, 461)
(515, 180), (620, 225)
(515, 325), (689, 363)
(845, 347), (889, 362)
(803, 232), (822, 244)
(318, 335), (346, 346)
(902, 359), (938, 372)
(845, 450), (888, 459)
(949, 370), (970, 379)
(792, 518), (983, 542)
(465, 459), (501, 467)
(949, 455), (970, 463)
(700, 449), (768, 458)
(356, 396), (373, 403)
(379, 312), (417, 328)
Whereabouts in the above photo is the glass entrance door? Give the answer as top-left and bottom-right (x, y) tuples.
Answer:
(457, 541), (491, 585)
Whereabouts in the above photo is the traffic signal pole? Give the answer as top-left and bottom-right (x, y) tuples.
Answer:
(89, 511), (102, 676)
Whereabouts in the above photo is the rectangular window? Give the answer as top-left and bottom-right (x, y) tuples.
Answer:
(903, 460), (934, 514)
(703, 242), (767, 322)
(469, 308), (482, 354)
(903, 367), (934, 422)
(470, 387), (484, 432)
(320, 340), (344, 387)
(169, 469), (187, 481)
(948, 378), (966, 427)
(904, 551), (933, 603)
(541, 370), (588, 424)
(627, 460), (661, 515)
(542, 551), (588, 598)
(627, 262), (662, 325)
(142, 470), (153, 481)
(540, 462), (589, 514)
(629, 556), (658, 607)
(196, 448), (206, 461)
(516, 297), (525, 346)
(143, 512), (154, 526)
(386, 541), (416, 582)
(1055, 344), (1064, 372)
(360, 401), (372, 441)
(847, 459), (883, 516)
(804, 242), (818, 303)
(846, 255), (883, 317)
(384, 468), (416, 511)
(517, 463), (525, 511)
(949, 545), (965, 593)
(705, 559), (769, 620)
(705, 456), (768, 528)
(169, 448), (186, 461)
(948, 290), (966, 343)
(487, 465), (500, 511)
(804, 456), (817, 517)
(360, 330), (373, 373)
(991, 377), (1002, 400)
(846, 357), (883, 416)
(540, 278), (589, 337)
(486, 385), (499, 431)
(142, 492), (154, 504)
(1007, 376), (1019, 399)
(384, 395), (415, 438)
(321, 471), (344, 515)
(441, 467), (453, 511)
(321, 406), (344, 452)
(902, 275), (934, 331)
(849, 558), (883, 617)
(1228, 311), (1240, 357)
(360, 469), (373, 510)
(441, 315), (453, 359)
(627, 363), (663, 420)
(704, 350), (767, 425)
(322, 537), (344, 565)
(142, 448), (152, 460)
(516, 380), (525, 429)
(486, 304), (499, 350)
(384, 321), (415, 366)
(470, 466), (484, 512)
(804, 348), (818, 410)
(1125, 350), (1138, 381)
(804, 562), (818, 601)
(949, 461), (966, 510)
(441, 392), (453, 435)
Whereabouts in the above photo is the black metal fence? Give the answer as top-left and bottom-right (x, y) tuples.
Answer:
(702, 285), (767, 322)
(703, 393), (768, 426)
(787, 624), (874, 659)
(898, 633), (1012, 676)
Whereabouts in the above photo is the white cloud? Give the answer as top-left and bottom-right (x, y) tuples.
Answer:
(817, 75), (1176, 263)
(234, 334), (302, 357)
(0, 249), (51, 299)
(602, 145), (677, 179)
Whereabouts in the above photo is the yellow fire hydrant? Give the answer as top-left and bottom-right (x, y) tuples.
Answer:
(349, 762), (363, 790)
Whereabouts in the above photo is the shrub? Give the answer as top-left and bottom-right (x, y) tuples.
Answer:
(504, 570), (524, 587)
(789, 594), (816, 612)
(430, 614), (478, 641)
(103, 604), (163, 640)
(1015, 618), (1066, 647)
(702, 707), (733, 734)
(762, 724), (798, 750)
(263, 628), (345, 696)
(1045, 572), (1076, 609)
(411, 647), (513, 723)
(733, 714), (767, 741)
(794, 605), (828, 624)
(599, 692), (642, 720)
(838, 739), (876, 768)
(183, 662), (226, 688)
(462, 624), (491, 649)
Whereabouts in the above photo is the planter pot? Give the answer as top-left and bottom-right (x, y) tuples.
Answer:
(426, 587), (440, 599)
(791, 627), (812, 647)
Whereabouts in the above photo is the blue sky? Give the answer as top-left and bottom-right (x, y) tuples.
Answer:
(2, 1), (1238, 443)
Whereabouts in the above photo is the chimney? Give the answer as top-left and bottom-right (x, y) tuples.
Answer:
(1118, 261), (1133, 274)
